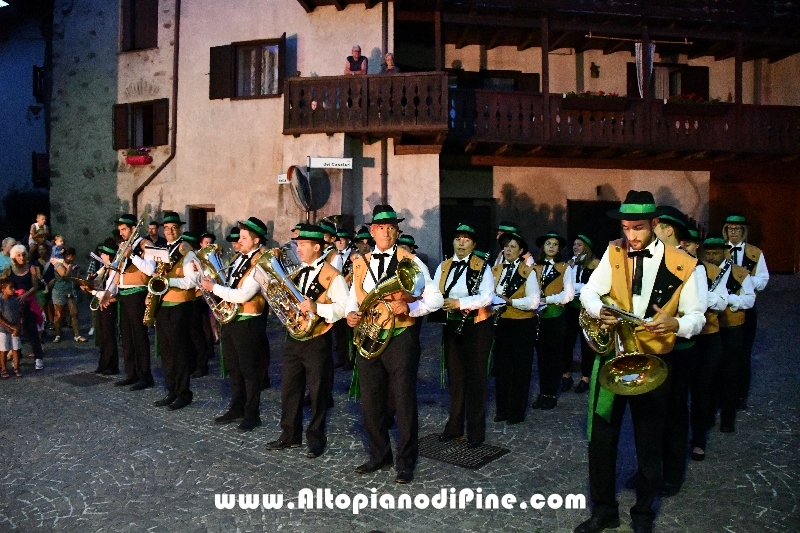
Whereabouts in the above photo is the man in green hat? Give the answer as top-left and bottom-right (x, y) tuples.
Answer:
(722, 214), (768, 410)
(576, 190), (706, 533)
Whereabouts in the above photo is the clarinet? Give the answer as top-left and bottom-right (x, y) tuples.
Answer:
(454, 257), (486, 335)
(710, 259), (732, 291)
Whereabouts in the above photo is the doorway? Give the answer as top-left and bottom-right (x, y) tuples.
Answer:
(567, 200), (621, 254)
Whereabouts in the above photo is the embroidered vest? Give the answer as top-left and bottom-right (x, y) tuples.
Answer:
(606, 239), (696, 354)
(351, 246), (417, 330)
(119, 237), (152, 287)
(438, 254), (493, 324)
(236, 249), (267, 315)
(719, 264), (749, 328)
(533, 261), (568, 318)
(491, 261), (535, 320)
(699, 261), (721, 335)
(724, 243), (762, 277)
(163, 244), (197, 303)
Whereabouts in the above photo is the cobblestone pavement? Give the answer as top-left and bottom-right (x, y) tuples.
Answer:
(1, 275), (798, 533)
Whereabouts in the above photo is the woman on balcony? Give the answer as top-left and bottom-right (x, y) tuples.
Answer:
(382, 53), (400, 74)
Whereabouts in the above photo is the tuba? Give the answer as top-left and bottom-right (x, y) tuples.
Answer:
(143, 242), (191, 327)
(253, 248), (320, 340)
(195, 244), (239, 324)
(353, 257), (425, 360)
(579, 295), (668, 395)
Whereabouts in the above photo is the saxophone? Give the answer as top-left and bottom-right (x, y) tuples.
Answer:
(143, 242), (191, 327)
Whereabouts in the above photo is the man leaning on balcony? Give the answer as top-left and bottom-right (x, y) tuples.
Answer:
(344, 45), (368, 76)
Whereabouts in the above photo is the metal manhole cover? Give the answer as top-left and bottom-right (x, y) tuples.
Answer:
(56, 373), (114, 387)
(419, 433), (510, 470)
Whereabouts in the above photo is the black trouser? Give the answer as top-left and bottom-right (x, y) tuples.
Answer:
(537, 312), (566, 397)
(119, 290), (152, 382)
(562, 304), (581, 374)
(221, 315), (266, 424)
(691, 333), (722, 450)
(442, 317), (494, 443)
(156, 302), (194, 402)
(358, 328), (419, 472)
(280, 330), (333, 450)
(494, 316), (537, 423)
(96, 301), (119, 373)
(718, 326), (743, 427)
(661, 344), (694, 486)
(190, 298), (213, 374)
(588, 354), (673, 528)
(332, 320), (351, 367)
(739, 305), (757, 401)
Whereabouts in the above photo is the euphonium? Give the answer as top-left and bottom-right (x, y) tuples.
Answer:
(195, 244), (239, 324)
(580, 294), (668, 395)
(143, 242), (191, 327)
(252, 248), (319, 340)
(353, 257), (425, 360)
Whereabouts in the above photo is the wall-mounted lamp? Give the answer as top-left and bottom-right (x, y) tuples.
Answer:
(590, 62), (600, 78)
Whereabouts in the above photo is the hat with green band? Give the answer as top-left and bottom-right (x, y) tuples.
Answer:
(684, 227), (702, 243)
(702, 235), (728, 249)
(657, 205), (688, 240)
(397, 234), (418, 249)
(453, 222), (477, 241)
(498, 231), (529, 255)
(100, 238), (119, 256)
(366, 204), (404, 225)
(181, 231), (199, 243)
(225, 228), (240, 242)
(354, 225), (371, 241)
(575, 234), (594, 249)
(318, 220), (337, 236)
(607, 190), (666, 220)
(292, 223), (328, 244)
(473, 250), (488, 260)
(497, 221), (519, 233)
(237, 217), (268, 240)
(725, 214), (749, 225)
(162, 211), (185, 225)
(116, 213), (137, 227)
(535, 231), (567, 248)
(335, 229), (352, 240)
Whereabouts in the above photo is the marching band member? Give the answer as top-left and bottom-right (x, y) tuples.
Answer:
(317, 219), (343, 271)
(225, 228), (241, 256)
(352, 225), (374, 257)
(333, 229), (355, 369)
(562, 235), (599, 394)
(435, 223), (494, 448)
(575, 191), (705, 533)
(722, 215), (768, 410)
(491, 231), (541, 424)
(346, 205), (443, 484)
(150, 211), (200, 411)
(265, 223), (349, 457)
(704, 235), (755, 434)
(531, 232), (574, 410)
(115, 214), (155, 391)
(82, 239), (120, 376)
(203, 217), (270, 432)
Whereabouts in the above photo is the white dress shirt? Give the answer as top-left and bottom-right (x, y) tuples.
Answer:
(581, 238), (706, 338)
(494, 258), (541, 311)
(714, 259), (756, 312)
(211, 249), (263, 315)
(345, 245), (443, 317)
(90, 266), (119, 300)
(727, 241), (769, 292)
(432, 254), (494, 311)
(293, 256), (349, 323)
(119, 237), (151, 287)
(697, 263), (728, 312)
(539, 259), (576, 305)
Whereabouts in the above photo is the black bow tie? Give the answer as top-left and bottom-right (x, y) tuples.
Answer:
(730, 246), (742, 251)
(373, 252), (390, 279)
(628, 250), (652, 258)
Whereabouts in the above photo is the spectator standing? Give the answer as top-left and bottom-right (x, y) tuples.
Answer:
(51, 247), (88, 344)
(382, 53), (400, 73)
(8, 244), (45, 370)
(0, 238), (16, 273)
(344, 45), (368, 75)
(0, 278), (23, 378)
(148, 221), (167, 247)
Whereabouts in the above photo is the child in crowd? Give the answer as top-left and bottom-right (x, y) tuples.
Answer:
(28, 213), (50, 248)
(51, 235), (65, 261)
(0, 279), (22, 378)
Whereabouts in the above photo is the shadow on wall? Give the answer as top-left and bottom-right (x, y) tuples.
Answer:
(496, 182), (567, 256)
(654, 185), (705, 235)
(367, 47), (382, 74)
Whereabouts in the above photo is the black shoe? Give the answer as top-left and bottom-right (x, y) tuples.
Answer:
(574, 380), (590, 393)
(130, 378), (154, 391)
(625, 472), (641, 490)
(493, 414), (507, 423)
(237, 419), (261, 432)
(467, 440), (483, 449)
(265, 439), (301, 451)
(530, 394), (545, 409)
(102, 369), (119, 376)
(191, 368), (208, 378)
(660, 481), (682, 498)
(341, 362), (354, 371)
(354, 460), (393, 474)
(573, 515), (621, 533)
(92, 368), (103, 374)
(167, 397), (191, 411)
(438, 433), (459, 443)
(326, 395), (334, 409)
(114, 377), (137, 387)
(303, 393), (311, 407)
(632, 523), (653, 533)
(153, 395), (177, 407)
(540, 396), (558, 410)
(395, 470), (413, 484)
(506, 418), (523, 425)
(214, 411), (244, 425)
(735, 398), (748, 410)
(561, 376), (575, 392)
(307, 446), (324, 458)
(261, 381), (271, 391)
(720, 421), (735, 433)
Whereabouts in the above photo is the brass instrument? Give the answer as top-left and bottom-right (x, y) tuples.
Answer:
(253, 248), (320, 340)
(353, 257), (425, 360)
(195, 244), (239, 324)
(91, 215), (146, 311)
(579, 295), (668, 395)
(143, 242), (191, 327)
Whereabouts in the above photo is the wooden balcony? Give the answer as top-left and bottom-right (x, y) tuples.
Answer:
(283, 74), (800, 160)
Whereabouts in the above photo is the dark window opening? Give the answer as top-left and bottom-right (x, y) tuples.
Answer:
(121, 0), (159, 52)
(112, 98), (169, 150)
(32, 66), (45, 103)
(626, 62), (709, 100)
(209, 34), (286, 100)
(32, 152), (50, 189)
(188, 206), (214, 234)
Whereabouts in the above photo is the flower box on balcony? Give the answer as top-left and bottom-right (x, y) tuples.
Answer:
(125, 155), (153, 165)
(562, 97), (629, 112)
(662, 103), (730, 117)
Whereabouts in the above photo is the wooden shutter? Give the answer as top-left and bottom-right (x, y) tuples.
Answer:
(682, 66), (710, 101)
(121, 0), (133, 51)
(113, 104), (130, 149)
(152, 98), (169, 146)
(136, 0), (159, 49)
(209, 45), (235, 100)
(278, 32), (286, 94)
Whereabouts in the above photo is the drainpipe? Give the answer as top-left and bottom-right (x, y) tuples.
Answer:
(132, 0), (181, 215)
(380, 0), (389, 204)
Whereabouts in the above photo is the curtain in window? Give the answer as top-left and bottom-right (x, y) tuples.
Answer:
(634, 42), (656, 98)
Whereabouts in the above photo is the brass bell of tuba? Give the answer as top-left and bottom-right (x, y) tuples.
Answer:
(580, 295), (668, 395)
(253, 248), (320, 340)
(353, 257), (425, 360)
(195, 244), (240, 324)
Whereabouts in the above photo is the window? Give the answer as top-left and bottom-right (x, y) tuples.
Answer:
(32, 65), (45, 103)
(626, 63), (709, 100)
(188, 206), (214, 234)
(32, 152), (50, 189)
(113, 99), (169, 149)
(121, 0), (159, 52)
(209, 34), (286, 100)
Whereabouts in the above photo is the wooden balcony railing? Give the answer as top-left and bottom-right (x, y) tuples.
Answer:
(283, 74), (800, 157)
(283, 73), (449, 136)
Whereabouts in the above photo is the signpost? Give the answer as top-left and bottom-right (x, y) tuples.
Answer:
(307, 157), (353, 169)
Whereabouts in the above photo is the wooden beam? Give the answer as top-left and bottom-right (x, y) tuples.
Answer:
(486, 28), (503, 50)
(735, 33), (743, 105)
(394, 11), (435, 22)
(295, 0), (316, 13)
(494, 143), (511, 156)
(541, 17), (550, 142)
(549, 31), (571, 51)
(517, 32), (538, 52)
(331, 0), (346, 11)
(621, 149), (647, 159)
(603, 40), (628, 55)
(652, 151), (679, 161)
(527, 145), (544, 156)
(455, 25), (473, 49)
(395, 144), (443, 156)
(364, 0), (380, 8)
(591, 147), (618, 159)
(435, 10), (442, 71)
(464, 141), (478, 154)
(682, 150), (710, 161)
